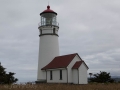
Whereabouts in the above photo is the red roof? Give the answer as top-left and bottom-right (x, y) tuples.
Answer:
(41, 53), (78, 70)
(72, 61), (83, 69)
(40, 5), (57, 15)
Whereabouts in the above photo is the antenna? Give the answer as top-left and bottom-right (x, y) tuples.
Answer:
(48, 1), (49, 5)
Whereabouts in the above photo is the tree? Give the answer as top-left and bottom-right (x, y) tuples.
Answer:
(89, 73), (93, 79)
(90, 71), (114, 83)
(0, 62), (18, 84)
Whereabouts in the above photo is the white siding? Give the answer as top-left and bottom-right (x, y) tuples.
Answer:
(79, 63), (88, 84)
(67, 55), (81, 83)
(72, 69), (78, 84)
(47, 69), (67, 83)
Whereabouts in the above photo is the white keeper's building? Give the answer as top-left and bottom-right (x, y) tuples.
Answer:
(37, 5), (89, 84)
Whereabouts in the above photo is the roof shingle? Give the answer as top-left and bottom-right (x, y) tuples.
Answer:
(41, 53), (77, 70)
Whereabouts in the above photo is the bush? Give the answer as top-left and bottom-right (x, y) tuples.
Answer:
(90, 71), (114, 83)
(0, 62), (18, 84)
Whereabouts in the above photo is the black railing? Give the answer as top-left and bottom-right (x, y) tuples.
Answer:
(38, 22), (59, 27)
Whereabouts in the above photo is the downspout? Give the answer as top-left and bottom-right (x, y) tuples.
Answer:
(78, 68), (79, 84)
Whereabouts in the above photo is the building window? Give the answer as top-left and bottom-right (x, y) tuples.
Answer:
(60, 70), (62, 80)
(50, 71), (52, 80)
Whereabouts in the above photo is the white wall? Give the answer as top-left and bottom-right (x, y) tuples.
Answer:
(47, 69), (67, 83)
(39, 26), (59, 35)
(67, 55), (81, 83)
(72, 69), (78, 84)
(42, 29), (53, 34)
(79, 63), (88, 84)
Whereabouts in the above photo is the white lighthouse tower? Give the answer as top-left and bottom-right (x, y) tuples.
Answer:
(37, 5), (59, 81)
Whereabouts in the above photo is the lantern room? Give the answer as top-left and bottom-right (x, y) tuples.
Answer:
(39, 5), (58, 26)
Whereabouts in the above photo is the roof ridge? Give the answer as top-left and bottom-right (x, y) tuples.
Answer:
(55, 53), (78, 58)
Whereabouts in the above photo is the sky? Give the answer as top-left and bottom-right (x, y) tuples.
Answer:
(0, 0), (120, 82)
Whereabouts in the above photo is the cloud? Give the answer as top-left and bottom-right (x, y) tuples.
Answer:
(83, 48), (120, 76)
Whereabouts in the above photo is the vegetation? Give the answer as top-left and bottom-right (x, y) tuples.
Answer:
(90, 71), (114, 83)
(0, 83), (120, 90)
(0, 62), (18, 84)
(89, 73), (93, 79)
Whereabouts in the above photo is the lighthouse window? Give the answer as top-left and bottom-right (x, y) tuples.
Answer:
(41, 16), (46, 26)
(50, 71), (52, 80)
(53, 28), (56, 34)
(52, 17), (56, 25)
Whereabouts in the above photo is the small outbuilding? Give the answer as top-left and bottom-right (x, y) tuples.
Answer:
(41, 53), (89, 84)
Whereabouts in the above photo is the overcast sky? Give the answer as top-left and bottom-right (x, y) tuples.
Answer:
(0, 0), (120, 82)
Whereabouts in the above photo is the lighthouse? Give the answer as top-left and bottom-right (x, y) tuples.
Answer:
(36, 5), (88, 84)
(37, 5), (59, 81)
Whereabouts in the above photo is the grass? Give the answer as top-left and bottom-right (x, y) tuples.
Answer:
(0, 83), (120, 90)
